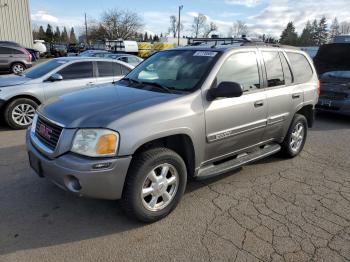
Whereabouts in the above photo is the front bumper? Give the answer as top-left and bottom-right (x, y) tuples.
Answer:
(26, 130), (132, 200)
(316, 98), (350, 116)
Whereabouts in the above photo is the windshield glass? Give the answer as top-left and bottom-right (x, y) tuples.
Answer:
(23, 60), (66, 79)
(123, 50), (220, 92)
(321, 71), (350, 79)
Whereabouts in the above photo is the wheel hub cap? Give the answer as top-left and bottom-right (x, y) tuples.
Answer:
(141, 163), (179, 212)
(12, 103), (36, 126)
(290, 123), (304, 152)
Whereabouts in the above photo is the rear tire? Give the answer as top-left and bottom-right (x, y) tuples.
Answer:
(11, 63), (25, 75)
(121, 147), (187, 223)
(4, 98), (38, 129)
(281, 114), (308, 158)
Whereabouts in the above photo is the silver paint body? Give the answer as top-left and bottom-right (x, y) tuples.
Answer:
(0, 57), (133, 105)
(26, 46), (319, 200)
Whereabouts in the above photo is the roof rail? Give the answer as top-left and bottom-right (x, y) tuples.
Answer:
(187, 37), (300, 50)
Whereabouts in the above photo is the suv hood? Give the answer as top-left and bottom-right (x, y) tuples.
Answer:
(39, 84), (179, 128)
(0, 75), (32, 87)
(314, 43), (350, 74)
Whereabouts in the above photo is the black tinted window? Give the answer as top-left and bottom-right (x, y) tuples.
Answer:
(280, 53), (293, 85)
(97, 61), (122, 77)
(262, 51), (285, 87)
(0, 46), (13, 54)
(121, 65), (131, 75)
(217, 52), (260, 92)
(58, 62), (93, 80)
(12, 49), (24, 54)
(286, 52), (313, 83)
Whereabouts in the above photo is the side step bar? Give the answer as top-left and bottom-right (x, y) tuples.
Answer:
(196, 144), (281, 180)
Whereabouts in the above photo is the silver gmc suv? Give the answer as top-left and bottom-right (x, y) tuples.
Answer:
(26, 44), (319, 222)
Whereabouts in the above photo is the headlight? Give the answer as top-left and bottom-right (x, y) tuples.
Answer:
(71, 129), (119, 157)
(31, 114), (38, 133)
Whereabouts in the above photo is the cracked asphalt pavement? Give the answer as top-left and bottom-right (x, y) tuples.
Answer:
(0, 113), (349, 262)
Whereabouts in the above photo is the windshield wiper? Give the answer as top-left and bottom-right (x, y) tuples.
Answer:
(140, 81), (173, 93)
(120, 77), (142, 86)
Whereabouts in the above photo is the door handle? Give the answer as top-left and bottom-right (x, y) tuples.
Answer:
(254, 100), (264, 107)
(292, 93), (301, 99)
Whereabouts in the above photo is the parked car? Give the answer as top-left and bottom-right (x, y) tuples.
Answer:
(105, 53), (143, 66)
(0, 45), (32, 74)
(314, 43), (350, 115)
(79, 50), (109, 57)
(0, 57), (133, 129)
(0, 41), (23, 47)
(50, 44), (67, 57)
(80, 51), (111, 58)
(26, 44), (319, 222)
(26, 48), (40, 62)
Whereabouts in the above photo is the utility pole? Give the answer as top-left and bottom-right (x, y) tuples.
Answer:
(85, 13), (88, 45)
(177, 5), (183, 46)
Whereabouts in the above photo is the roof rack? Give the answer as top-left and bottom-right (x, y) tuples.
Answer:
(187, 37), (300, 50)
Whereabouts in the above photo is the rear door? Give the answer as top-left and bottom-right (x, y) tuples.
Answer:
(0, 46), (13, 68)
(204, 51), (268, 162)
(95, 61), (130, 85)
(43, 61), (95, 100)
(261, 50), (303, 141)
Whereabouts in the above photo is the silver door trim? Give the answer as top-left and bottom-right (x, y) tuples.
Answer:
(207, 119), (267, 143)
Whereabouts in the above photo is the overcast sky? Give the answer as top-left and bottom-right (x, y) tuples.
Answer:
(30, 0), (350, 37)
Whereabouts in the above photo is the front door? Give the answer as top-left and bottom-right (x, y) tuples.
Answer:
(43, 61), (96, 100)
(204, 51), (268, 162)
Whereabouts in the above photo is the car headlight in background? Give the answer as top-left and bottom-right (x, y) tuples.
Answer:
(71, 129), (119, 157)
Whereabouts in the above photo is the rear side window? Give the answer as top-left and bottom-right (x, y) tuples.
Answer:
(262, 51), (285, 87)
(121, 65), (131, 75)
(279, 53), (293, 85)
(58, 62), (93, 80)
(97, 61), (123, 77)
(286, 52), (313, 83)
(0, 46), (13, 54)
(216, 52), (260, 92)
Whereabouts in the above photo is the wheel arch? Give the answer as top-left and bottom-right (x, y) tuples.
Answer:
(132, 134), (196, 179)
(295, 104), (314, 128)
(3, 95), (41, 110)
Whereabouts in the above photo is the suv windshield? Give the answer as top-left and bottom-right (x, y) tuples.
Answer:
(23, 60), (66, 79)
(321, 71), (350, 79)
(122, 50), (220, 92)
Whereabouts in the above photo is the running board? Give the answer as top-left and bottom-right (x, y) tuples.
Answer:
(196, 144), (281, 180)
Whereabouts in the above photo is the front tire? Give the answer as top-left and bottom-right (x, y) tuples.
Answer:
(281, 114), (308, 158)
(4, 98), (38, 129)
(121, 147), (187, 223)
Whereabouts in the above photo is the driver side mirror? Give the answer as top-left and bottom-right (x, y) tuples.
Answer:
(207, 81), (243, 101)
(47, 73), (63, 82)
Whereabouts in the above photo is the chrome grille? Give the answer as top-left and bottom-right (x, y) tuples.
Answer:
(35, 116), (63, 150)
(320, 91), (348, 100)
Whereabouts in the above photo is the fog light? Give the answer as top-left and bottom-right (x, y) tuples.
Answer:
(92, 162), (112, 170)
(64, 175), (82, 192)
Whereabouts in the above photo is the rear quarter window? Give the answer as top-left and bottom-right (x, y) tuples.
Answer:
(286, 52), (314, 84)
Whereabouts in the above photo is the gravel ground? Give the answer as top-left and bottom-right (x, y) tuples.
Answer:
(0, 113), (349, 262)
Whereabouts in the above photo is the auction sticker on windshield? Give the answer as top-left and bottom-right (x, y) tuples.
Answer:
(193, 51), (218, 57)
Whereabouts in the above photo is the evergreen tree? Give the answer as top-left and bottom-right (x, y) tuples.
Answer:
(279, 22), (298, 45)
(329, 18), (340, 42)
(160, 32), (163, 38)
(69, 27), (77, 43)
(38, 26), (46, 40)
(45, 24), (54, 43)
(316, 16), (328, 46)
(299, 21), (314, 46)
(61, 27), (69, 43)
(54, 26), (61, 43)
(144, 32), (149, 42)
(310, 19), (319, 45)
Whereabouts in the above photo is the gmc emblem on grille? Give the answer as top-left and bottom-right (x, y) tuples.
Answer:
(38, 124), (52, 139)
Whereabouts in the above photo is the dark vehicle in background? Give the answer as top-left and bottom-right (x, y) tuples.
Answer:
(105, 53), (143, 66)
(26, 48), (40, 62)
(79, 50), (109, 57)
(0, 45), (32, 74)
(314, 43), (350, 116)
(50, 44), (67, 57)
